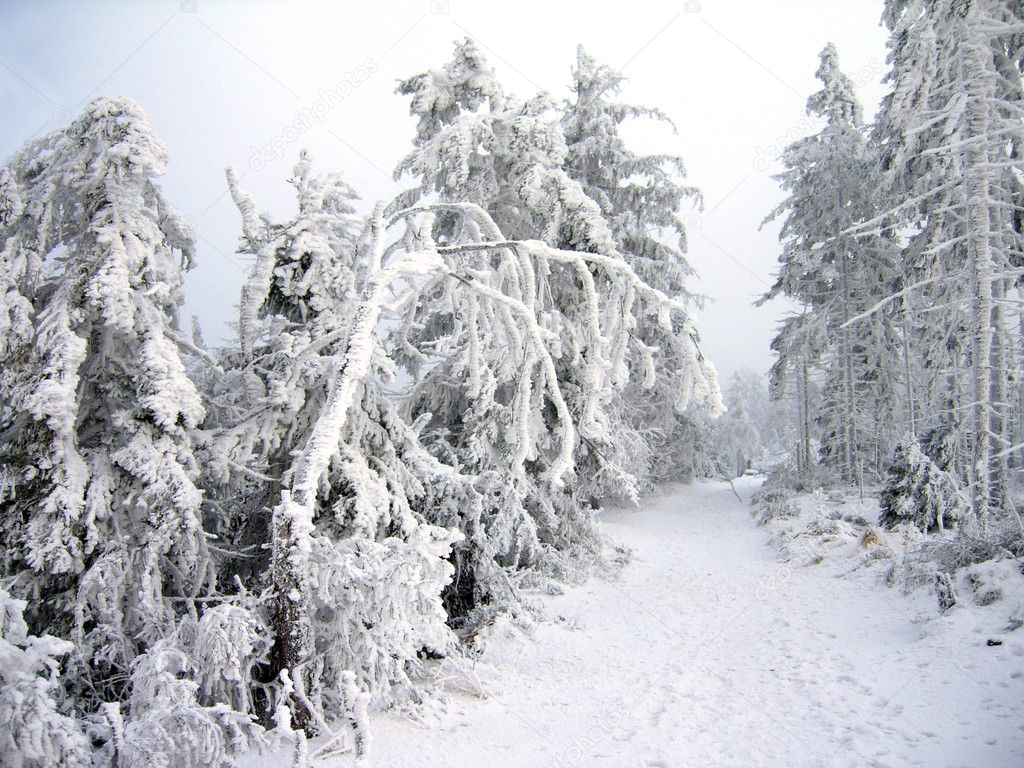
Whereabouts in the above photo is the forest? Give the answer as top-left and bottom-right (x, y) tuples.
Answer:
(1, 1), (1022, 766)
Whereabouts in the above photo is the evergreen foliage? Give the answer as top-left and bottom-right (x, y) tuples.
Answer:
(0, 44), (721, 762)
(879, 441), (968, 532)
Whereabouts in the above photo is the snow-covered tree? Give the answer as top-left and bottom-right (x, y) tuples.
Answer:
(762, 44), (902, 485)
(874, 0), (1024, 523)
(764, 312), (822, 483)
(395, 38), (720, 493)
(208, 152), (366, 570)
(879, 440), (968, 532)
(215, 159), (470, 732)
(561, 46), (717, 485)
(562, 47), (701, 296)
(0, 98), (209, 708)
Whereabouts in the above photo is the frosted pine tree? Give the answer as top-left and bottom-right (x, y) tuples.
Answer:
(0, 99), (209, 709)
(561, 46), (719, 485)
(210, 152), (366, 566)
(394, 40), (720, 559)
(764, 312), (823, 484)
(875, 0), (1024, 523)
(879, 440), (968, 532)
(216, 158), (470, 735)
(562, 47), (701, 294)
(393, 39), (617, 586)
(763, 44), (901, 484)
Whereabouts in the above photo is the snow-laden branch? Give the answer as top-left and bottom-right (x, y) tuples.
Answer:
(167, 328), (223, 373)
(832, 180), (959, 240)
(435, 238), (691, 318)
(286, 251), (448, 512)
(841, 266), (1024, 330)
(838, 275), (943, 329)
(448, 270), (577, 484)
(226, 167), (261, 247)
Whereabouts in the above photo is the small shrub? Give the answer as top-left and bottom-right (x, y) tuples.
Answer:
(879, 441), (968, 533)
(751, 486), (799, 525)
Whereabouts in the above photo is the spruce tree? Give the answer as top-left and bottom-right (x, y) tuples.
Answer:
(876, 0), (1024, 523)
(0, 98), (209, 706)
(879, 440), (968, 532)
(217, 157), (468, 730)
(394, 39), (721, 513)
(561, 46), (720, 485)
(763, 44), (900, 484)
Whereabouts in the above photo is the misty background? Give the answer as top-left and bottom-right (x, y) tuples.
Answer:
(1, 0), (889, 381)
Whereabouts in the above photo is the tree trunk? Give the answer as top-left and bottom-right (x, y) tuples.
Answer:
(834, 178), (861, 487)
(838, 254), (860, 486)
(901, 292), (917, 439)
(271, 497), (315, 734)
(964, 25), (995, 529)
(799, 359), (813, 483)
(990, 282), (1009, 512)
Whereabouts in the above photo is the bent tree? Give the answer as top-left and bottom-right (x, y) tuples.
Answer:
(263, 197), (718, 732)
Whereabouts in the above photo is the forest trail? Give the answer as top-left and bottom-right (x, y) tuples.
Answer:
(355, 477), (1022, 767)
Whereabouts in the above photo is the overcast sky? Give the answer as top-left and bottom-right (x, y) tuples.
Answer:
(1, 0), (889, 382)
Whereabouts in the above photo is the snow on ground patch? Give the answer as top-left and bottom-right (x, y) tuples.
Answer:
(251, 477), (1024, 767)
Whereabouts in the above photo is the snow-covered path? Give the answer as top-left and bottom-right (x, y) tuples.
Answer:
(368, 477), (1022, 767)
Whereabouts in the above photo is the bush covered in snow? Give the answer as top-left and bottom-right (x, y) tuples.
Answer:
(751, 485), (800, 525)
(97, 639), (265, 768)
(879, 441), (968, 533)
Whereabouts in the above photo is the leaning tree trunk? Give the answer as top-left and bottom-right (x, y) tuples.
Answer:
(270, 243), (447, 735)
(270, 498), (316, 733)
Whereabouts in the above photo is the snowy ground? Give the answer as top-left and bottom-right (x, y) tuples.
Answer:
(255, 477), (1024, 767)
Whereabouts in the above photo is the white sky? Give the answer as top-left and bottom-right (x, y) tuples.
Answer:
(1, 0), (889, 382)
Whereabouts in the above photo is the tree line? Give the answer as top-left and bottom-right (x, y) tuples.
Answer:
(0, 42), (720, 765)
(761, 0), (1023, 536)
